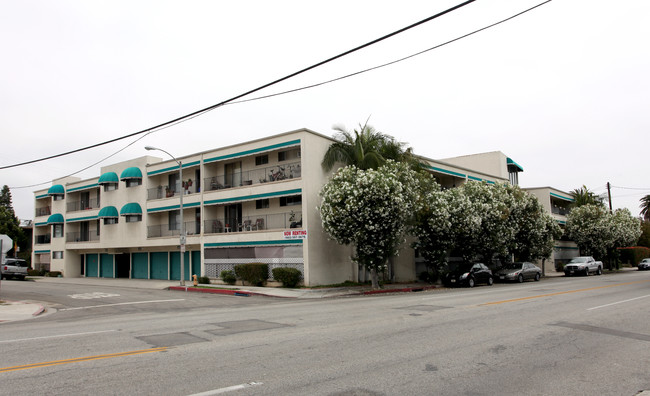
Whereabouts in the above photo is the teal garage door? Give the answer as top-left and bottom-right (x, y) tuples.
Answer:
(100, 254), (114, 278)
(86, 254), (99, 277)
(170, 252), (191, 281)
(192, 251), (201, 277)
(150, 252), (168, 280)
(132, 253), (148, 279)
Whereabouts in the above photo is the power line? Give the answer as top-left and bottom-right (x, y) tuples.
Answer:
(1, 0), (478, 171)
(229, 1), (552, 105)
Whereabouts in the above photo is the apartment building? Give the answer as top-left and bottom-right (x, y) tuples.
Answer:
(524, 187), (579, 273)
(32, 128), (521, 286)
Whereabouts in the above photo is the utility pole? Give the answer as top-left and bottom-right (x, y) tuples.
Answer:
(606, 182), (612, 212)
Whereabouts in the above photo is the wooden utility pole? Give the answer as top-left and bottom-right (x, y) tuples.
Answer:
(606, 182), (612, 212)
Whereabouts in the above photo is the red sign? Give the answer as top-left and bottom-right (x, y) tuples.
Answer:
(283, 229), (307, 239)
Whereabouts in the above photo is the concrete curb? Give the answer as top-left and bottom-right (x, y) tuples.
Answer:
(168, 286), (272, 298)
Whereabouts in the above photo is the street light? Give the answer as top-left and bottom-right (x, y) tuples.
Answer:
(145, 146), (186, 286)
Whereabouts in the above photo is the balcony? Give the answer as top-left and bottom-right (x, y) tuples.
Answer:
(67, 198), (100, 212)
(147, 182), (199, 200)
(552, 205), (570, 216)
(204, 162), (301, 192)
(35, 206), (51, 217)
(35, 234), (51, 245)
(147, 221), (201, 238)
(204, 211), (302, 234)
(66, 232), (100, 243)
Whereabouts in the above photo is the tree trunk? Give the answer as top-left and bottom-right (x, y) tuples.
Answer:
(370, 267), (380, 290)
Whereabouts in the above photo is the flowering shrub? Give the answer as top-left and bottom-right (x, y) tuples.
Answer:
(319, 161), (420, 288)
(567, 205), (641, 259)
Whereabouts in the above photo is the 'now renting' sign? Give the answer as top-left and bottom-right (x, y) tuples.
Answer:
(283, 229), (307, 239)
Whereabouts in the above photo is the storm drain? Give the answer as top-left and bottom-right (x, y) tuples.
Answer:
(208, 319), (290, 336)
(137, 332), (208, 347)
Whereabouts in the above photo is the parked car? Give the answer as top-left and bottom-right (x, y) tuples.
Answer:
(494, 262), (542, 283)
(639, 258), (650, 271)
(564, 256), (603, 276)
(1, 258), (29, 280)
(443, 262), (493, 288)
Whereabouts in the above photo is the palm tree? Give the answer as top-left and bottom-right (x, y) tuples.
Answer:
(569, 185), (605, 208)
(321, 121), (422, 172)
(640, 194), (650, 221)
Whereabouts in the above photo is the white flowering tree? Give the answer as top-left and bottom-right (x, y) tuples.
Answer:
(566, 205), (641, 262)
(319, 161), (419, 289)
(507, 185), (562, 262)
(453, 181), (516, 264)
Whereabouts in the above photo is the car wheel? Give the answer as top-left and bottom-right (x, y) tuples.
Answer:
(534, 273), (540, 281)
(487, 276), (494, 286)
(468, 278), (475, 288)
(517, 274), (524, 283)
(596, 267), (602, 275)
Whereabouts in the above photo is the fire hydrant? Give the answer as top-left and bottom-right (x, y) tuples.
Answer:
(192, 274), (198, 286)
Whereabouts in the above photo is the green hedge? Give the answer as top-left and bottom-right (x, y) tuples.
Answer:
(220, 270), (237, 285)
(272, 267), (302, 288)
(233, 263), (268, 286)
(46, 271), (62, 277)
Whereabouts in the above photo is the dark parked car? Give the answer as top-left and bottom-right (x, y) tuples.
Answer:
(443, 262), (493, 288)
(639, 258), (650, 271)
(494, 262), (542, 283)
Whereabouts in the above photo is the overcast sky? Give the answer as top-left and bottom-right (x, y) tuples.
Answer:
(2, 0), (649, 221)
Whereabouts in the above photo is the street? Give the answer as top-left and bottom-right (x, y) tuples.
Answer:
(1, 271), (649, 396)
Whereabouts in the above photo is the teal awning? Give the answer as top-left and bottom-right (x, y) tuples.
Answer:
(98, 171), (119, 185)
(120, 167), (142, 181)
(506, 158), (524, 172)
(47, 213), (65, 224)
(47, 184), (65, 196)
(98, 206), (119, 218)
(120, 203), (142, 216)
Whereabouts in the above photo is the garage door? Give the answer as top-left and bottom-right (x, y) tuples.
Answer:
(132, 253), (148, 279)
(86, 254), (99, 277)
(100, 254), (114, 278)
(150, 252), (168, 280)
(170, 252), (190, 281)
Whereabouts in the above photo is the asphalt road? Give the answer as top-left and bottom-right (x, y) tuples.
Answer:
(1, 271), (649, 396)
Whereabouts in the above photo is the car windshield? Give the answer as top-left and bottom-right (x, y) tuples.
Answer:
(642, 259), (650, 263)
(502, 263), (523, 270)
(447, 262), (472, 272)
(569, 257), (587, 263)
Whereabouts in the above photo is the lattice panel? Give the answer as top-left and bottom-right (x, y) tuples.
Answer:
(205, 258), (304, 280)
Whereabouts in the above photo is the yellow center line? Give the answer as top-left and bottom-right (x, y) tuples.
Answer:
(480, 279), (650, 306)
(0, 347), (168, 373)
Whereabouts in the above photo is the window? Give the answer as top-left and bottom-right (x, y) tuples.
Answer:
(126, 179), (142, 187)
(278, 149), (300, 162)
(125, 215), (142, 223)
(256, 199), (269, 209)
(104, 218), (118, 225)
(104, 183), (118, 192)
(255, 154), (268, 166)
(169, 210), (180, 231)
(53, 224), (64, 238)
(280, 195), (302, 207)
(53, 194), (64, 201)
(53, 251), (64, 259)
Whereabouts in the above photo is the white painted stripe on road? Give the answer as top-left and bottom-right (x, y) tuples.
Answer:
(188, 382), (263, 395)
(59, 299), (185, 311)
(0, 330), (117, 344)
(587, 294), (650, 311)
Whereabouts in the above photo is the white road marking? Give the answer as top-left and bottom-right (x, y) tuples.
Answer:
(0, 330), (118, 344)
(69, 292), (121, 299)
(587, 294), (650, 311)
(59, 298), (186, 311)
(188, 382), (263, 395)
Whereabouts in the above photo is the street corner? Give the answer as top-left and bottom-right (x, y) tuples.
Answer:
(0, 300), (47, 323)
